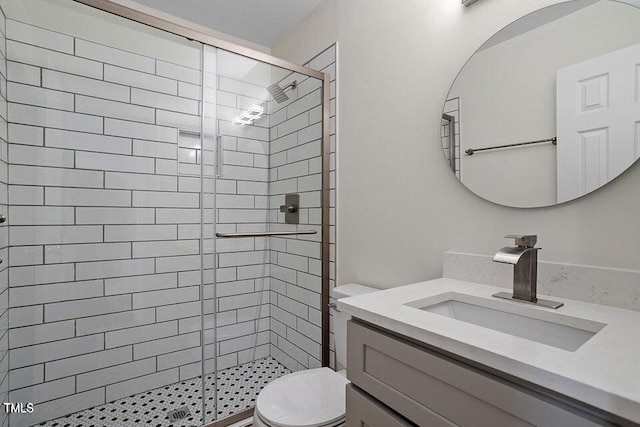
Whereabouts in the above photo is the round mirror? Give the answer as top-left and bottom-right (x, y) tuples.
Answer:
(442, 0), (640, 208)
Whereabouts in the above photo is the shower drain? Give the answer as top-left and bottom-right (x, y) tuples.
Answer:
(167, 406), (191, 423)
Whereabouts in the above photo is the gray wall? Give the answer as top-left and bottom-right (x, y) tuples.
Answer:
(272, 0), (640, 293)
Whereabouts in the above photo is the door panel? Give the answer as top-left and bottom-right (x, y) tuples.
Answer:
(557, 42), (640, 202)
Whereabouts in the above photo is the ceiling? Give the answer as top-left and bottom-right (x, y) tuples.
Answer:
(479, 0), (640, 52)
(479, 0), (599, 51)
(129, 0), (322, 48)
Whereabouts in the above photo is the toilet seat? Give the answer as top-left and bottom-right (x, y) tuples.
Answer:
(253, 412), (344, 427)
(254, 367), (348, 427)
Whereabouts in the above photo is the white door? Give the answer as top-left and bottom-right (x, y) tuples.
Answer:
(556, 43), (640, 203)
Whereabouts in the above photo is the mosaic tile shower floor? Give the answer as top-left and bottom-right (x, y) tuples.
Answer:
(38, 357), (290, 427)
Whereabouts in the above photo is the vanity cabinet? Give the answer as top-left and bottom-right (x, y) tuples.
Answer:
(346, 320), (606, 427)
(346, 384), (414, 427)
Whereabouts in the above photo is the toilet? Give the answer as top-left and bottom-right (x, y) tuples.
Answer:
(253, 284), (377, 427)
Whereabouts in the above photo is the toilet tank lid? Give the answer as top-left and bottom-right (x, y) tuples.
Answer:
(331, 284), (378, 299)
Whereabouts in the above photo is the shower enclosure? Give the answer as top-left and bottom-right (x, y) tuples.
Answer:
(0, 1), (330, 426)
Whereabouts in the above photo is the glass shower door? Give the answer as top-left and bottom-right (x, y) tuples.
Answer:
(205, 48), (325, 423)
(3, 1), (326, 425)
(3, 1), (209, 425)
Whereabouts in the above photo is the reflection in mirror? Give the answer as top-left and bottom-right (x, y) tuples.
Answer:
(442, 0), (640, 208)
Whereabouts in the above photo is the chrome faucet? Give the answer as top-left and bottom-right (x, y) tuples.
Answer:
(492, 235), (563, 309)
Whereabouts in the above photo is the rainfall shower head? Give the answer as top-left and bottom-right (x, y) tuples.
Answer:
(267, 80), (297, 104)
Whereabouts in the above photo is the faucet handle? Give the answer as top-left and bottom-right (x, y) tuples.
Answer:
(505, 235), (537, 248)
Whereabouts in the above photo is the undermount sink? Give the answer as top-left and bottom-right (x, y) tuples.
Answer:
(407, 293), (607, 352)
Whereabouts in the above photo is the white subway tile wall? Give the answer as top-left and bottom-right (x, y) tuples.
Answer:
(0, 6), (8, 427)
(3, 14), (335, 427)
(4, 18), (256, 427)
(268, 45), (336, 371)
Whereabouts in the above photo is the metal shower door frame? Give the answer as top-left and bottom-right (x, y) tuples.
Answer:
(72, 0), (325, 80)
(71, 0), (333, 424)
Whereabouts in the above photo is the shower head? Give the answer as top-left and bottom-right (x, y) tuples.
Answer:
(267, 80), (297, 104)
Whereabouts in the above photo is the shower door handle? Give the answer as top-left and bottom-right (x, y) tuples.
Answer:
(216, 134), (224, 178)
(279, 204), (297, 213)
(216, 230), (317, 238)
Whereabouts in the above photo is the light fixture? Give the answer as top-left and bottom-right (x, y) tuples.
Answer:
(232, 115), (253, 126)
(245, 104), (264, 119)
(232, 104), (264, 126)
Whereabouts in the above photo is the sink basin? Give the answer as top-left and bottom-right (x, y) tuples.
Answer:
(408, 293), (606, 352)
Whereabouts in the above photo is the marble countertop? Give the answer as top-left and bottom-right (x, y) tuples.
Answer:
(338, 278), (640, 424)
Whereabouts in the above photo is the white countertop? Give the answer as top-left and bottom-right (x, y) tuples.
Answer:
(337, 278), (640, 424)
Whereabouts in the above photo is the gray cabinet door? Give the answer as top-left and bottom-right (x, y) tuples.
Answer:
(347, 320), (604, 427)
(346, 384), (416, 427)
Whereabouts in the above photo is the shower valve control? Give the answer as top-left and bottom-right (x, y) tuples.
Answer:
(280, 194), (300, 224)
(280, 204), (297, 213)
